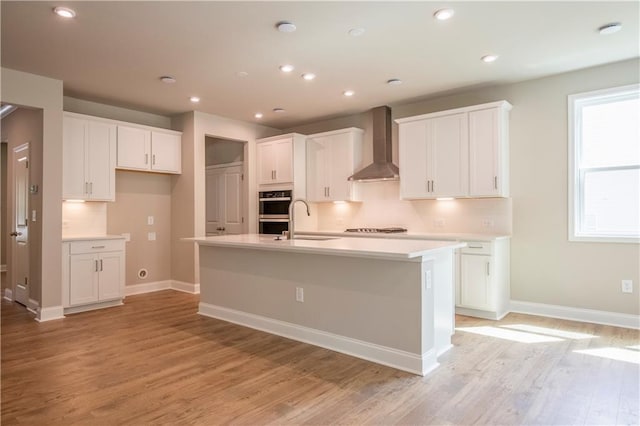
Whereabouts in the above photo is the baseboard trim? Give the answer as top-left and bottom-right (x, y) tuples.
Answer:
(510, 300), (640, 330)
(125, 280), (172, 296)
(27, 298), (39, 314)
(171, 281), (200, 294)
(0, 264), (6, 272)
(455, 306), (509, 321)
(198, 302), (435, 376)
(3, 288), (13, 301)
(36, 305), (65, 322)
(64, 299), (123, 315)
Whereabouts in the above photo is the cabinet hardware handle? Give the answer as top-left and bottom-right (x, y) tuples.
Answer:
(468, 244), (483, 249)
(327, 187), (330, 198)
(89, 182), (93, 194)
(494, 176), (497, 189)
(274, 170), (277, 180)
(145, 154), (149, 165)
(426, 180), (430, 192)
(100, 259), (103, 271)
(152, 154), (156, 165)
(91, 245), (105, 249)
(85, 182), (88, 194)
(432, 180), (435, 193)
(486, 262), (490, 276)
(95, 260), (99, 272)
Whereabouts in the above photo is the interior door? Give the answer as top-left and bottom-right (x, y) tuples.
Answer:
(223, 165), (244, 234)
(12, 143), (29, 306)
(205, 168), (224, 234)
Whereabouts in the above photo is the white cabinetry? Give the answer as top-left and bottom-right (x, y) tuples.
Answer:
(62, 238), (125, 313)
(455, 239), (510, 320)
(63, 113), (116, 201)
(306, 128), (363, 202)
(396, 101), (511, 199)
(117, 126), (182, 174)
(256, 133), (306, 193)
(206, 164), (244, 235)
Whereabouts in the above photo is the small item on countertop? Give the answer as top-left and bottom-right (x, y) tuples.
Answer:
(345, 227), (408, 233)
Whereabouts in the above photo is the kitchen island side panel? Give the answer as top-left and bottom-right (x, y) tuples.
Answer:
(198, 245), (424, 354)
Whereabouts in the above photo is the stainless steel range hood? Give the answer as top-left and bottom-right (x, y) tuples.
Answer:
(348, 105), (399, 182)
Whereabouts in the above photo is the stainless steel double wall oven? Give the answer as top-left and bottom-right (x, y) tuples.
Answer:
(258, 190), (291, 234)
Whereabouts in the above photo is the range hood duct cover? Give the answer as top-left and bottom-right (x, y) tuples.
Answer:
(348, 105), (399, 182)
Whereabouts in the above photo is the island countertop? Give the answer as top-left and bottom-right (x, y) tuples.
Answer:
(189, 234), (465, 261)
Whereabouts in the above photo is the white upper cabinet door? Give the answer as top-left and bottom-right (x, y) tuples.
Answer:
(430, 113), (468, 198)
(399, 119), (430, 199)
(469, 107), (507, 197)
(117, 125), (151, 170)
(272, 138), (293, 184)
(306, 136), (331, 201)
(63, 115), (88, 200)
(86, 120), (116, 201)
(256, 142), (276, 185)
(151, 132), (182, 174)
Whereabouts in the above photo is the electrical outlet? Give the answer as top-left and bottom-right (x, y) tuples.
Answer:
(621, 280), (633, 293)
(482, 219), (494, 229)
(147, 216), (154, 225)
(148, 232), (156, 241)
(295, 287), (304, 302)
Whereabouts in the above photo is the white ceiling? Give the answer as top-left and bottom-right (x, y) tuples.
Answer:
(2, 1), (638, 128)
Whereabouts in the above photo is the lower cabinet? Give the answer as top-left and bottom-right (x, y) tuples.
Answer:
(455, 239), (510, 320)
(62, 238), (125, 313)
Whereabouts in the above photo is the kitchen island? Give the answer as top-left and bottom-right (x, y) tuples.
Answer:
(191, 234), (464, 375)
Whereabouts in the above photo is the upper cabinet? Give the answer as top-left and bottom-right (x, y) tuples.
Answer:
(306, 128), (363, 202)
(256, 133), (306, 194)
(63, 113), (116, 201)
(396, 101), (511, 199)
(117, 125), (182, 174)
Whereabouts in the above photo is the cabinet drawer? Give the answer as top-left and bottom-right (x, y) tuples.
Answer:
(460, 241), (492, 255)
(70, 239), (124, 254)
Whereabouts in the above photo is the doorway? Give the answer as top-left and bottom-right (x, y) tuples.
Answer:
(12, 143), (29, 306)
(205, 137), (247, 235)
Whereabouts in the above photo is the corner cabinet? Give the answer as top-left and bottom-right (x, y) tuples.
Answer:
(455, 239), (510, 320)
(256, 133), (306, 192)
(306, 128), (363, 202)
(63, 113), (116, 201)
(62, 238), (125, 314)
(396, 101), (511, 200)
(117, 126), (182, 174)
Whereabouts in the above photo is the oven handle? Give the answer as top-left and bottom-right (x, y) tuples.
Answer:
(259, 197), (292, 202)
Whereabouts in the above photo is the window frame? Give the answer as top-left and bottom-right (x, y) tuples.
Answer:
(568, 83), (640, 244)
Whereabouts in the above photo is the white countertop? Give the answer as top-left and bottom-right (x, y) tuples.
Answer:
(189, 234), (465, 261)
(298, 230), (510, 242)
(62, 235), (126, 242)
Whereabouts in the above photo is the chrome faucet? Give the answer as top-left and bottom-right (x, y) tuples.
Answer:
(288, 199), (310, 240)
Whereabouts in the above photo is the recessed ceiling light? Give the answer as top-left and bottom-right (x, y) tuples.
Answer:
(273, 108), (285, 113)
(160, 76), (177, 84)
(387, 78), (403, 85)
(343, 90), (355, 97)
(301, 73), (316, 81)
(277, 21), (297, 33)
(348, 28), (365, 37)
(254, 113), (263, 119)
(236, 71), (249, 78)
(53, 6), (76, 18)
(599, 22), (622, 35)
(189, 96), (200, 103)
(279, 64), (295, 73)
(433, 8), (454, 21)
(481, 54), (499, 63)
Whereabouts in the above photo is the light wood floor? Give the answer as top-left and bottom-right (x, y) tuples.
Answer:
(2, 290), (638, 425)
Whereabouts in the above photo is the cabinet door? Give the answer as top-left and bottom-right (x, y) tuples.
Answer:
(206, 168), (224, 233)
(223, 166), (244, 234)
(399, 120), (429, 199)
(151, 132), (182, 174)
(459, 254), (492, 310)
(306, 137), (330, 201)
(87, 120), (116, 201)
(430, 113), (468, 198)
(328, 134), (355, 201)
(117, 126), (151, 170)
(63, 116), (88, 200)
(257, 142), (276, 185)
(98, 251), (123, 301)
(69, 253), (99, 306)
(469, 108), (501, 197)
(273, 138), (293, 184)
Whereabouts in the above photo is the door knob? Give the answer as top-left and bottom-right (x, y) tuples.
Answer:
(9, 231), (22, 237)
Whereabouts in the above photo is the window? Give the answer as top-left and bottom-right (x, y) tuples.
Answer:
(569, 84), (640, 243)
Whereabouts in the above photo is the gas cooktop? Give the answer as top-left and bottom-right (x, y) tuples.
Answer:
(345, 227), (408, 234)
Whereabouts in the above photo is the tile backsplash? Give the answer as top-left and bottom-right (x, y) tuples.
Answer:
(62, 201), (107, 236)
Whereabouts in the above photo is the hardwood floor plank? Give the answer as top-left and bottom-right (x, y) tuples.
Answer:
(2, 290), (638, 425)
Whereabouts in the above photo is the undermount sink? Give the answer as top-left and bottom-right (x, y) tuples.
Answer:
(294, 236), (339, 241)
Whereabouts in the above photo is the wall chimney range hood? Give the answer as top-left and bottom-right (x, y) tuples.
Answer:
(348, 105), (399, 182)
